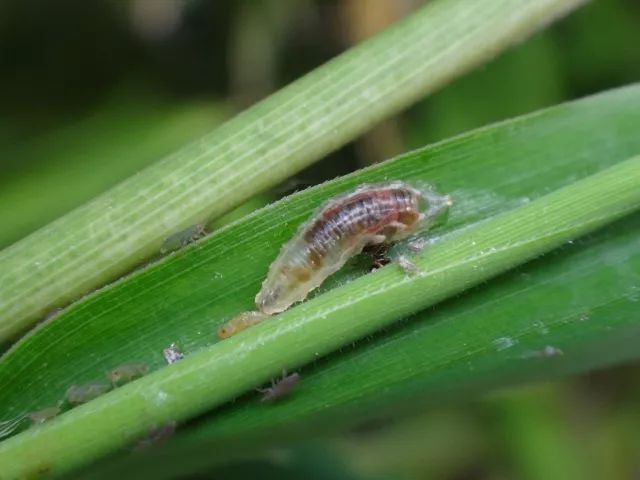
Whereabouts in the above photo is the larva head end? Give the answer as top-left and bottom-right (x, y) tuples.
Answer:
(217, 323), (236, 339)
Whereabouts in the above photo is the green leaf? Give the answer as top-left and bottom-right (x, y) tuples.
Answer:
(0, 92), (224, 249)
(87, 217), (640, 479)
(0, 0), (585, 341)
(0, 85), (639, 478)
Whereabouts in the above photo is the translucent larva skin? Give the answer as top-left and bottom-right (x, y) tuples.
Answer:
(256, 182), (452, 315)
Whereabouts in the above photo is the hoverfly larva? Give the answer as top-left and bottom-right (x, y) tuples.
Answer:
(256, 182), (451, 314)
(218, 182), (451, 338)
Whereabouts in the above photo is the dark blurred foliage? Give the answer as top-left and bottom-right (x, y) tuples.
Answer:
(1, 1), (639, 479)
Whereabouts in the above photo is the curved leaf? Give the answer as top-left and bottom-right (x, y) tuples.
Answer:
(0, 86), (639, 478)
(0, 0), (585, 340)
(86, 208), (640, 480)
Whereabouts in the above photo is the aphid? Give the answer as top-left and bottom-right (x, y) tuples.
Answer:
(65, 383), (112, 405)
(163, 343), (184, 364)
(28, 406), (60, 425)
(258, 370), (300, 402)
(396, 255), (419, 275)
(107, 363), (149, 385)
(256, 182), (452, 315)
(218, 311), (269, 339)
(133, 421), (177, 452)
(542, 345), (564, 357)
(407, 236), (428, 253)
(44, 307), (63, 321)
(160, 224), (206, 254)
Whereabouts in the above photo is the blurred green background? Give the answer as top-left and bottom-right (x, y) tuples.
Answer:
(1, 1), (639, 479)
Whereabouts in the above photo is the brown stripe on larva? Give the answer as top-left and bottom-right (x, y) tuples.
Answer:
(303, 186), (417, 254)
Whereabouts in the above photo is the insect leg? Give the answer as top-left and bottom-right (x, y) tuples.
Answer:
(363, 242), (392, 270)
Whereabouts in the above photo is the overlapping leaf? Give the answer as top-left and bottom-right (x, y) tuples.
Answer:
(0, 86), (639, 478)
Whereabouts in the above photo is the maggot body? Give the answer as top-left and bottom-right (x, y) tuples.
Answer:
(255, 182), (451, 315)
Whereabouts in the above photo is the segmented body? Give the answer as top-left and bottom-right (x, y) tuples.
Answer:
(255, 182), (451, 315)
(107, 363), (149, 385)
(259, 371), (300, 402)
(217, 311), (268, 339)
(160, 224), (206, 254)
(65, 383), (112, 405)
(217, 181), (451, 339)
(28, 406), (60, 425)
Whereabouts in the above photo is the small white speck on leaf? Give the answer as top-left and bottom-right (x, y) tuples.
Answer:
(155, 390), (169, 405)
(493, 337), (516, 351)
(521, 345), (564, 359)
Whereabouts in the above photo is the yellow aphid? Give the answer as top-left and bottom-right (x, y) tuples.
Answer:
(107, 363), (149, 385)
(218, 311), (269, 339)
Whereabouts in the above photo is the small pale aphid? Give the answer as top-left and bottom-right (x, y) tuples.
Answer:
(163, 343), (184, 364)
(65, 383), (112, 405)
(28, 406), (60, 425)
(134, 421), (177, 452)
(255, 182), (452, 315)
(542, 346), (564, 357)
(107, 363), (149, 385)
(160, 224), (206, 254)
(396, 255), (419, 275)
(258, 370), (300, 402)
(407, 237), (428, 253)
(217, 311), (269, 339)
(523, 345), (565, 359)
(44, 307), (63, 321)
